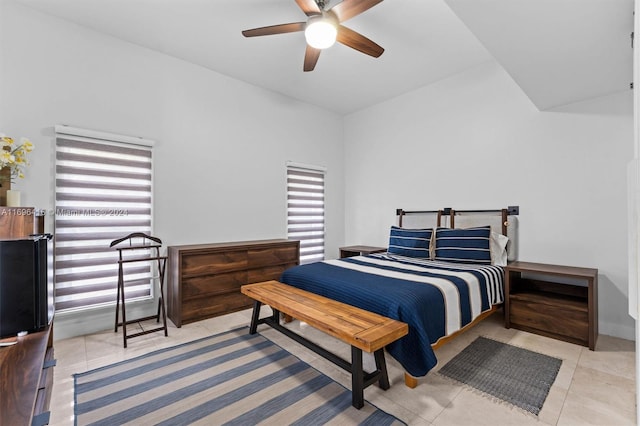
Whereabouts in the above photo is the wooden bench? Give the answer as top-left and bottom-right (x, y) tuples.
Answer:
(241, 280), (409, 409)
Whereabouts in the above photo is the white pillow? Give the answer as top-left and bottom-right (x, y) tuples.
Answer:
(490, 232), (509, 266)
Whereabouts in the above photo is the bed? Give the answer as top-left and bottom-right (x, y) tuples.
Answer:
(280, 207), (519, 382)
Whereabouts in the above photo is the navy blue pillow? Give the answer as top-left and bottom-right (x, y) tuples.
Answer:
(388, 226), (433, 258)
(434, 226), (491, 264)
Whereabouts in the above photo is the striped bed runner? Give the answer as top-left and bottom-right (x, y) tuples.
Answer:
(74, 327), (404, 425)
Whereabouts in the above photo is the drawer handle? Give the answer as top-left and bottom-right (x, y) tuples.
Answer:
(32, 411), (50, 426)
(43, 359), (56, 369)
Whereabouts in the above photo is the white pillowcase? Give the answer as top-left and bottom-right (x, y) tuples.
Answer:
(490, 232), (509, 266)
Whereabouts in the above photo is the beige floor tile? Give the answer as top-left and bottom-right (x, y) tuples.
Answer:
(595, 334), (635, 351)
(431, 388), (546, 426)
(376, 372), (464, 423)
(50, 365), (77, 426)
(506, 332), (583, 363)
(433, 335), (477, 368)
(51, 307), (637, 426)
(407, 415), (434, 426)
(565, 365), (635, 416)
(52, 335), (87, 369)
(49, 398), (75, 426)
(558, 392), (636, 426)
(551, 359), (577, 391)
(365, 391), (432, 425)
(537, 384), (569, 425)
(83, 338), (157, 371)
(149, 323), (211, 348)
(577, 335), (635, 380)
(194, 310), (254, 335)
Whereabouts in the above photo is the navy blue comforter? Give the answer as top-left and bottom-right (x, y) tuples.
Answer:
(280, 254), (504, 377)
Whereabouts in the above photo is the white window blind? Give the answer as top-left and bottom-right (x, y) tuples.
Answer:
(54, 130), (153, 312)
(287, 165), (325, 264)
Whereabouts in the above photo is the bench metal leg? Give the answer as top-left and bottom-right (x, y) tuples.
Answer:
(351, 346), (365, 409)
(249, 301), (262, 334)
(374, 349), (390, 390)
(249, 304), (393, 410)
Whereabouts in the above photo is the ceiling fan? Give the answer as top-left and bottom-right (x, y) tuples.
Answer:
(242, 0), (384, 72)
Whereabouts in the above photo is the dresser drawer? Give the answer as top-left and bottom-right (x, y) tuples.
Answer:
(248, 245), (298, 268)
(248, 264), (296, 284)
(182, 251), (247, 276)
(181, 271), (248, 300)
(182, 293), (253, 324)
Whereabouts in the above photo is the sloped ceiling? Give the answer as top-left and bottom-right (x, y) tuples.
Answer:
(15, 0), (634, 114)
(446, 0), (634, 110)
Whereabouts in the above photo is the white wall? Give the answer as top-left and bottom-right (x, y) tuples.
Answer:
(344, 61), (635, 340)
(0, 1), (345, 339)
(1, 1), (634, 342)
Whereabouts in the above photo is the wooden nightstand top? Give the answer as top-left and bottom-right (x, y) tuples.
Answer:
(506, 261), (598, 279)
(339, 245), (387, 258)
(340, 245), (386, 253)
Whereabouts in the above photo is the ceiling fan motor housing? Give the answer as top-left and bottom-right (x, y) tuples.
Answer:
(305, 13), (339, 49)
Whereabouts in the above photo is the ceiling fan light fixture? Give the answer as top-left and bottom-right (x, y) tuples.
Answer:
(305, 15), (337, 49)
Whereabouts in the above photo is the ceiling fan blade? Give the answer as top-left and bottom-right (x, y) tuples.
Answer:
(295, 0), (322, 16)
(242, 22), (306, 37)
(330, 0), (383, 22)
(304, 45), (321, 72)
(337, 25), (384, 57)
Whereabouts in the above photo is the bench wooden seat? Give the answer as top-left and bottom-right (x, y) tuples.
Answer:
(241, 280), (408, 409)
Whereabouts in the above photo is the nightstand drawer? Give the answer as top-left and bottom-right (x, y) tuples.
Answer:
(510, 297), (589, 345)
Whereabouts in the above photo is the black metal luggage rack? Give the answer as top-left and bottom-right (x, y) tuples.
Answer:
(110, 232), (168, 348)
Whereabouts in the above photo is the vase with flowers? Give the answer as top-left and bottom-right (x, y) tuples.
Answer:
(0, 133), (34, 206)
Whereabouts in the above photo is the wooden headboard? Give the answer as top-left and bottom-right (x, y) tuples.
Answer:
(396, 206), (520, 260)
(396, 207), (518, 235)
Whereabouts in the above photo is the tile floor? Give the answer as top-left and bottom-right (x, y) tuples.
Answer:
(50, 309), (636, 425)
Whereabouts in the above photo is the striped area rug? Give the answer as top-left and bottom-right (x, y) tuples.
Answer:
(74, 327), (404, 425)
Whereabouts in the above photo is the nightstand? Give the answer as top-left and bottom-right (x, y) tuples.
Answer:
(339, 245), (387, 258)
(504, 261), (598, 350)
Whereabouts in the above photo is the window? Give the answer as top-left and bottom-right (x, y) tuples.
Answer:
(54, 126), (154, 312)
(286, 163), (325, 264)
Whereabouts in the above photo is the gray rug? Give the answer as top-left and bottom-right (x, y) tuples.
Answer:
(74, 327), (404, 425)
(438, 336), (562, 415)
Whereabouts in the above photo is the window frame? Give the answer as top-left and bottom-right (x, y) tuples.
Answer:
(286, 162), (326, 265)
(53, 125), (155, 313)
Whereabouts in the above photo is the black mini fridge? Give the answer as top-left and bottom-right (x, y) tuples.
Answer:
(0, 234), (54, 338)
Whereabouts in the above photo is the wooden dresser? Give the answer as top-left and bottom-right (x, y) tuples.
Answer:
(0, 323), (55, 426)
(167, 239), (299, 327)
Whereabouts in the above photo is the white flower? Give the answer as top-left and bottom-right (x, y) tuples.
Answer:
(0, 133), (34, 183)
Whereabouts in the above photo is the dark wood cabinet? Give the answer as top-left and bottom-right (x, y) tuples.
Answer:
(168, 239), (299, 327)
(339, 245), (386, 258)
(504, 261), (598, 350)
(0, 323), (54, 426)
(0, 207), (45, 239)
